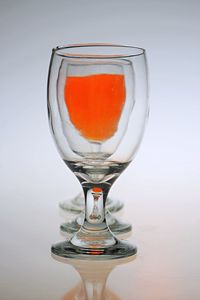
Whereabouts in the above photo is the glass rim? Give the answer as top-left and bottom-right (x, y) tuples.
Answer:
(52, 43), (146, 59)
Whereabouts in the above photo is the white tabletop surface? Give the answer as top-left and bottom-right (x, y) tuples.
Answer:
(1, 160), (200, 300)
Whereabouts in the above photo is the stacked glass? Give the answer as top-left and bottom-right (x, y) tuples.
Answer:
(47, 44), (148, 259)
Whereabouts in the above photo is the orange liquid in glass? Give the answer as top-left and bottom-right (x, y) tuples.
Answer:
(64, 74), (125, 141)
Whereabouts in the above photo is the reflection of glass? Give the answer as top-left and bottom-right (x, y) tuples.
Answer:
(52, 254), (136, 300)
(60, 194), (132, 236)
(61, 283), (121, 300)
(47, 44), (148, 259)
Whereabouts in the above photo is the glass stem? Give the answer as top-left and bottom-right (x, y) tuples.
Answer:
(82, 184), (109, 232)
(70, 183), (116, 249)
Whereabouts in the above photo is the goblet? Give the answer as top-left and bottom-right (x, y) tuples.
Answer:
(47, 44), (148, 259)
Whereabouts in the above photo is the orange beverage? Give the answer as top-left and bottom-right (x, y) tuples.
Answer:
(64, 73), (125, 142)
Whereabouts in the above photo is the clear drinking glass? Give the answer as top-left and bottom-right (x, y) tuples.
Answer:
(47, 44), (149, 259)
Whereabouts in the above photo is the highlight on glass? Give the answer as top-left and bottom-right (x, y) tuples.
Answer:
(47, 44), (149, 259)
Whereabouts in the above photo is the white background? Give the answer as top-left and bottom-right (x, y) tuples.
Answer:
(1, 0), (199, 206)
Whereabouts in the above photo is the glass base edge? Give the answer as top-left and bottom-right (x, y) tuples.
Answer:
(51, 240), (137, 260)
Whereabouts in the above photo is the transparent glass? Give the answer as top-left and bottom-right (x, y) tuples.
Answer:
(59, 193), (123, 214)
(47, 44), (149, 259)
(59, 193), (132, 237)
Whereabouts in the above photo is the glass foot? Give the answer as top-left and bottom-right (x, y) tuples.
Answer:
(51, 239), (137, 260)
(59, 193), (124, 214)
